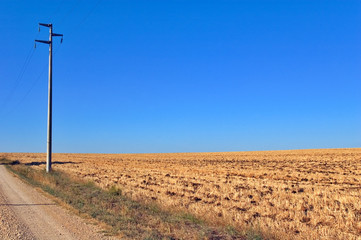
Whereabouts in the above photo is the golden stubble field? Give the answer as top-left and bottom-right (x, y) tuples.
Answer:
(2, 148), (361, 240)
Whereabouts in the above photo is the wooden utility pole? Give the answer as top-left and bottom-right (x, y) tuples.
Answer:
(35, 23), (63, 173)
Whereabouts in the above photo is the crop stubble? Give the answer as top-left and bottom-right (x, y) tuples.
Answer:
(2, 148), (361, 239)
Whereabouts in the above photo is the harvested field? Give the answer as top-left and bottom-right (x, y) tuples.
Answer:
(2, 148), (361, 240)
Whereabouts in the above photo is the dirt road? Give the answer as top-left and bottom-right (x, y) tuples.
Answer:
(0, 166), (116, 240)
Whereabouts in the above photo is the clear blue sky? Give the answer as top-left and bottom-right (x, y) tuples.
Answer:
(1, 0), (360, 153)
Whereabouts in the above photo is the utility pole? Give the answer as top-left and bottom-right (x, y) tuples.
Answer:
(35, 23), (63, 173)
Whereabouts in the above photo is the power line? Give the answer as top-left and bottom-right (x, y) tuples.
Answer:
(1, 63), (48, 118)
(57, 0), (82, 24)
(2, 0), (102, 119)
(63, 0), (103, 37)
(78, 0), (103, 27)
(51, 0), (67, 20)
(0, 32), (39, 116)
(3, 48), (35, 100)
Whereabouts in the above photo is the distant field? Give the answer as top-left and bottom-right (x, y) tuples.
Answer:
(2, 148), (361, 239)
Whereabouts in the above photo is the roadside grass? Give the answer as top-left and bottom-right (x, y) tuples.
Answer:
(0, 158), (266, 240)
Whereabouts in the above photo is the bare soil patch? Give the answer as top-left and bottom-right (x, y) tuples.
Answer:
(2, 148), (361, 239)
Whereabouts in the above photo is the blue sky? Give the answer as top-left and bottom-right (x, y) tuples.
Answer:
(1, 0), (360, 153)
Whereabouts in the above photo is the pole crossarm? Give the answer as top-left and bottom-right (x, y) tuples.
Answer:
(36, 23), (63, 46)
(35, 39), (51, 44)
(39, 23), (52, 27)
(52, 33), (63, 43)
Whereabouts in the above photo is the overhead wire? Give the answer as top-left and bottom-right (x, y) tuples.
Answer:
(0, 2), (69, 119)
(1, 37), (65, 118)
(0, 31), (40, 117)
(61, 0), (103, 37)
(51, 0), (67, 20)
(77, 0), (103, 29)
(57, 0), (83, 24)
(2, 64), (48, 118)
(2, 0), (103, 119)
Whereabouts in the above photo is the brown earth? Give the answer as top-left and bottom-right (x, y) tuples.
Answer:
(2, 148), (361, 240)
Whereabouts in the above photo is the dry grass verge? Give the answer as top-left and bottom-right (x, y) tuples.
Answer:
(1, 158), (264, 240)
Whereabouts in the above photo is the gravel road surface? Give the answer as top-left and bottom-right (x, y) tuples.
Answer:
(0, 165), (117, 240)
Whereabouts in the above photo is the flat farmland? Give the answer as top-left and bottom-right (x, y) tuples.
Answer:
(2, 148), (361, 239)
